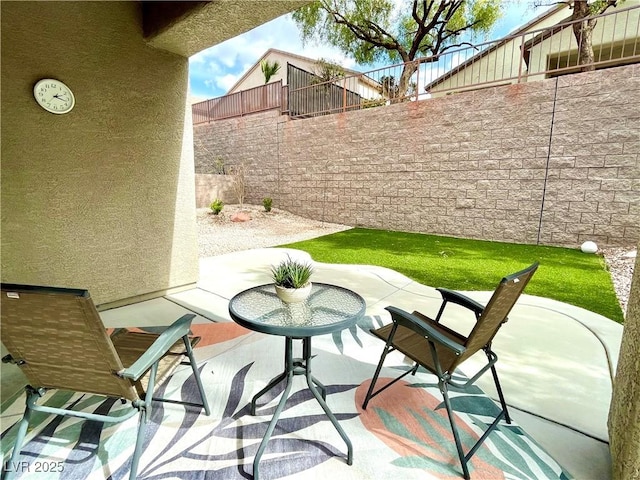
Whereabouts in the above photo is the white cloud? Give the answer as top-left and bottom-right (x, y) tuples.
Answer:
(216, 73), (242, 91)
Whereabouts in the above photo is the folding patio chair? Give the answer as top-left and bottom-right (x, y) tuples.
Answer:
(1, 283), (210, 480)
(362, 263), (538, 479)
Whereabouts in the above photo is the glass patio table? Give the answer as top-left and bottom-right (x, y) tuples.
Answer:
(228, 282), (366, 480)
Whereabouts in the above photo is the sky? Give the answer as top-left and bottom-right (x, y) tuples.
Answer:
(188, 2), (551, 103)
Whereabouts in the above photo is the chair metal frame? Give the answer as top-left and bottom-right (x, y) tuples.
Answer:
(362, 263), (538, 479)
(1, 283), (210, 480)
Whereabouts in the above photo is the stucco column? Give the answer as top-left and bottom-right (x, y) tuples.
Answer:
(608, 244), (640, 479)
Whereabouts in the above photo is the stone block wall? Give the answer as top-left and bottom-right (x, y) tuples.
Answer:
(194, 65), (639, 247)
(195, 174), (238, 208)
(540, 68), (640, 245)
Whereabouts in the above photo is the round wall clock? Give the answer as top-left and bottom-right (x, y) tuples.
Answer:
(33, 78), (75, 114)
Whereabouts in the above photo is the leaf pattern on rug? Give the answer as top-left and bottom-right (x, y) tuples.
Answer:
(355, 377), (568, 480)
(106, 361), (359, 479)
(1, 324), (570, 480)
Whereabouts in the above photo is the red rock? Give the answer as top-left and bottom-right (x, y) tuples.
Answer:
(231, 211), (251, 222)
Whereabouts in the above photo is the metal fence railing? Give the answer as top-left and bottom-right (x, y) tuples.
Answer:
(287, 63), (363, 118)
(192, 81), (285, 123)
(287, 5), (639, 115)
(193, 5), (639, 123)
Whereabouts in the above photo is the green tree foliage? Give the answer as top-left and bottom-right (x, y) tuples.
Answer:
(260, 59), (281, 83)
(313, 58), (346, 82)
(293, 0), (502, 100)
(311, 58), (347, 112)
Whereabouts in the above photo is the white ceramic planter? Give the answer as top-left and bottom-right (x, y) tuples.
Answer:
(275, 283), (312, 303)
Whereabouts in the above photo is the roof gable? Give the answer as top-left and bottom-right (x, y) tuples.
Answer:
(226, 48), (378, 94)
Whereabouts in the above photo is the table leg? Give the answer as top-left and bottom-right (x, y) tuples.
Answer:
(251, 335), (296, 415)
(253, 337), (294, 480)
(251, 336), (353, 479)
(303, 337), (353, 465)
(310, 375), (327, 401)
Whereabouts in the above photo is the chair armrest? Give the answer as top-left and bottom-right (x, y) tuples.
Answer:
(385, 306), (466, 355)
(436, 288), (484, 316)
(120, 314), (195, 381)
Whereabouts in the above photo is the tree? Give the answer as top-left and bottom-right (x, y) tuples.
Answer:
(379, 75), (416, 101)
(313, 58), (346, 82)
(311, 58), (346, 114)
(260, 59), (281, 83)
(293, 0), (502, 101)
(229, 162), (247, 207)
(567, 0), (619, 71)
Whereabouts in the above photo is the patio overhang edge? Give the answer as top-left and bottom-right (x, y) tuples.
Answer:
(143, 0), (312, 58)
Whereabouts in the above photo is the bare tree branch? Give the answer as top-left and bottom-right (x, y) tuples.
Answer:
(411, 0), (421, 24)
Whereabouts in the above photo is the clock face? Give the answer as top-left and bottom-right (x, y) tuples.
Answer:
(33, 79), (75, 114)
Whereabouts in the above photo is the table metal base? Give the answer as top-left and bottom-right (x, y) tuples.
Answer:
(250, 336), (353, 480)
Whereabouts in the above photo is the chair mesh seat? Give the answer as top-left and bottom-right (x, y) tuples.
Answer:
(1, 288), (136, 400)
(111, 331), (201, 393)
(371, 319), (466, 374)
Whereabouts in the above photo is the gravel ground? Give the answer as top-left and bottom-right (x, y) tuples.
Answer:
(601, 246), (637, 316)
(196, 204), (350, 257)
(197, 204), (636, 316)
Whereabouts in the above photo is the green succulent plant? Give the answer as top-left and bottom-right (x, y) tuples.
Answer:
(270, 255), (314, 289)
(210, 199), (224, 215)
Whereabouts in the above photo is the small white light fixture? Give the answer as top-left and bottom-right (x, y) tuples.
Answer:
(580, 241), (598, 254)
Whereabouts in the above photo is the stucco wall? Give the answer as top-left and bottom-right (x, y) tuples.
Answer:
(195, 64), (639, 247)
(608, 245), (640, 479)
(1, 2), (198, 305)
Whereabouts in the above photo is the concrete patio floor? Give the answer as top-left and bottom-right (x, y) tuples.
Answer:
(97, 247), (620, 480)
(1, 247), (620, 479)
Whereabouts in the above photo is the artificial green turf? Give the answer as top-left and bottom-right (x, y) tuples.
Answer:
(278, 228), (624, 323)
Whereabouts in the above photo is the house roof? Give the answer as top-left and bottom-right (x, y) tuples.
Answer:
(423, 4), (569, 91)
(226, 47), (379, 94)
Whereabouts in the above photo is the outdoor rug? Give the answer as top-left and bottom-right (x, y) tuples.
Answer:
(1, 319), (570, 479)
